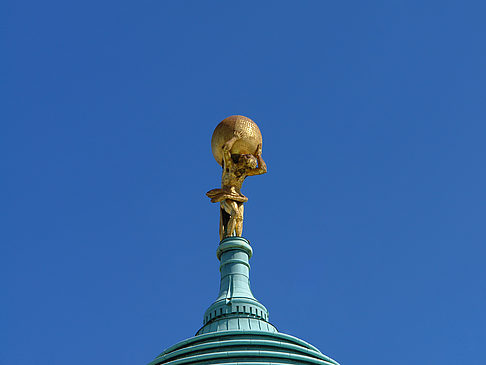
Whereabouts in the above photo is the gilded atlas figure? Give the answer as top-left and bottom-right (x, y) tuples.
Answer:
(207, 115), (267, 241)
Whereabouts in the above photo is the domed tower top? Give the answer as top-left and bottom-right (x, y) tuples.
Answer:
(148, 116), (340, 365)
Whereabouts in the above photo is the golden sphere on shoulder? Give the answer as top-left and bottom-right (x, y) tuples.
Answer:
(211, 115), (263, 166)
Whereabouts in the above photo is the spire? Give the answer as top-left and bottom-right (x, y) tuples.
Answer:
(150, 236), (340, 365)
(196, 237), (277, 335)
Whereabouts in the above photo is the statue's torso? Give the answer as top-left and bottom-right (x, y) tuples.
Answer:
(221, 167), (247, 194)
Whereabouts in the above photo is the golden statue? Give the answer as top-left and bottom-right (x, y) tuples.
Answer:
(207, 115), (267, 241)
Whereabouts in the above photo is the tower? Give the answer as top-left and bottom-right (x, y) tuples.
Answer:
(148, 116), (339, 365)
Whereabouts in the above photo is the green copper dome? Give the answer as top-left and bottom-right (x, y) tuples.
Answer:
(149, 237), (339, 365)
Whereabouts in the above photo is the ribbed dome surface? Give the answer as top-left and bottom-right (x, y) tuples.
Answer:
(149, 237), (339, 365)
(149, 331), (338, 365)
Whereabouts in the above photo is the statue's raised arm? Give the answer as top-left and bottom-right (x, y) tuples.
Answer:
(246, 143), (267, 177)
(221, 133), (242, 170)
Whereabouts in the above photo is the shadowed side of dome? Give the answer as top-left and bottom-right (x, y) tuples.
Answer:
(149, 331), (339, 365)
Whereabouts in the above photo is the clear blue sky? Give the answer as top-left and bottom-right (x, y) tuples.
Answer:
(2, 1), (485, 364)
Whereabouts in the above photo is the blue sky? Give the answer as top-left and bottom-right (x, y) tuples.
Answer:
(2, 1), (485, 364)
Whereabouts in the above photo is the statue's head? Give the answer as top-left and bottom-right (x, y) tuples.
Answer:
(239, 154), (258, 169)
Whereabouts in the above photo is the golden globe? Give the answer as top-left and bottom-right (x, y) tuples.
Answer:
(211, 115), (263, 166)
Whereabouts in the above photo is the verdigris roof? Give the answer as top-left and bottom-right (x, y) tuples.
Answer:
(149, 331), (338, 365)
(149, 237), (339, 365)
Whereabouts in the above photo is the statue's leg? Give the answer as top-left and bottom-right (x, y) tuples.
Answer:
(219, 205), (225, 241)
(222, 200), (239, 237)
(235, 203), (244, 236)
(220, 203), (231, 239)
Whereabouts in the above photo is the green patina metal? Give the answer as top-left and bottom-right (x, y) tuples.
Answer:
(149, 237), (339, 365)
